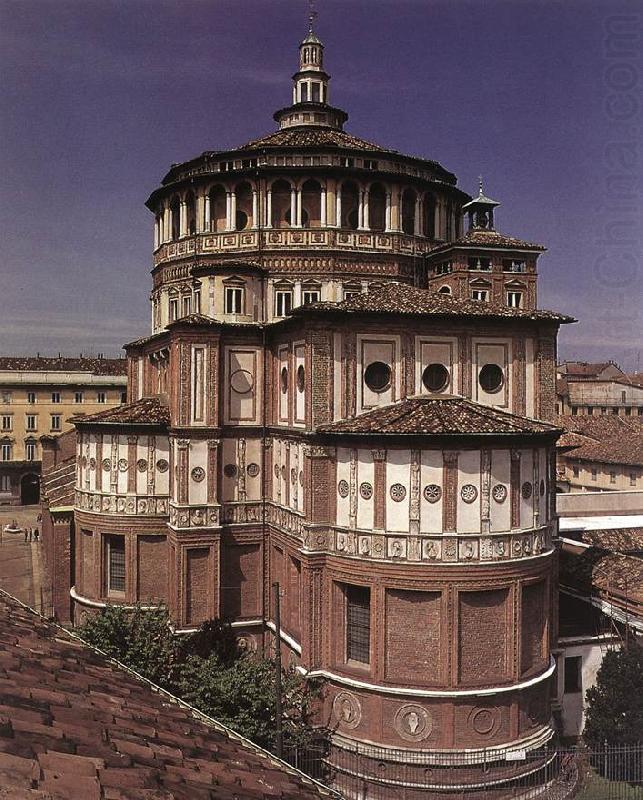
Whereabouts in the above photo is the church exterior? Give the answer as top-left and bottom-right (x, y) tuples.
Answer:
(43, 28), (575, 797)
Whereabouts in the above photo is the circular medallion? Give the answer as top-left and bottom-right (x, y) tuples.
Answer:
(247, 462), (260, 478)
(224, 463), (237, 478)
(522, 481), (533, 499)
(337, 479), (349, 498)
(394, 704), (432, 742)
(136, 458), (148, 472)
(230, 369), (253, 394)
(539, 478), (545, 497)
(156, 458), (169, 473)
(332, 691), (361, 729)
(280, 366), (288, 394)
(423, 484), (442, 503)
(118, 458), (128, 472)
(102, 458), (111, 471)
(89, 457), (96, 470)
(191, 466), (205, 482)
(299, 470), (304, 487)
(470, 707), (499, 736)
(492, 484), (507, 503)
(461, 484), (478, 503)
(359, 482), (373, 500)
(390, 483), (406, 502)
(290, 467), (296, 485)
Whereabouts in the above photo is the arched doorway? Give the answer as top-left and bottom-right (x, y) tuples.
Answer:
(21, 473), (39, 505)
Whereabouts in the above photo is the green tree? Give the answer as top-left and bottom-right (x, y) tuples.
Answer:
(584, 640), (643, 747)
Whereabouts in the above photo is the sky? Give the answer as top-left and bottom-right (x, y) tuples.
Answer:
(1, 0), (641, 370)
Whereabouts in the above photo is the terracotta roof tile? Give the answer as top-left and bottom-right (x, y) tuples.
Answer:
(556, 415), (643, 467)
(0, 591), (336, 800)
(430, 228), (545, 252)
(293, 282), (574, 323)
(0, 357), (127, 376)
(581, 528), (643, 554)
(318, 396), (560, 437)
(237, 126), (396, 154)
(71, 398), (170, 427)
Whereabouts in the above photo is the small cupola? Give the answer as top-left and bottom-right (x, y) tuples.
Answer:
(462, 179), (500, 231)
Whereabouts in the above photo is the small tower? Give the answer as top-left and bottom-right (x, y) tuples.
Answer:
(462, 178), (500, 231)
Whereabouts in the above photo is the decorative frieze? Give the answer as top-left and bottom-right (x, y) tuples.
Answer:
(75, 490), (169, 516)
(169, 502), (220, 529)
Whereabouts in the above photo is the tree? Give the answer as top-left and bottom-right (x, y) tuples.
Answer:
(584, 640), (643, 747)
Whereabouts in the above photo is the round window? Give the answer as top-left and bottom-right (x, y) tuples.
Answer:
(296, 364), (305, 393)
(478, 363), (504, 393)
(235, 210), (248, 231)
(422, 363), (449, 393)
(280, 366), (288, 394)
(364, 361), (391, 393)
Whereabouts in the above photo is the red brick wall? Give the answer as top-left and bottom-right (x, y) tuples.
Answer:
(80, 529), (95, 598)
(458, 588), (509, 685)
(185, 547), (209, 626)
(385, 589), (442, 684)
(137, 535), (168, 603)
(520, 581), (546, 675)
(221, 543), (261, 620)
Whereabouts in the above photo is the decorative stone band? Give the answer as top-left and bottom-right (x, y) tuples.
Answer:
(265, 503), (306, 539)
(70, 586), (162, 611)
(301, 524), (553, 565)
(168, 503), (220, 530)
(75, 490), (169, 517)
(265, 620), (302, 655)
(221, 502), (264, 525)
(153, 228), (432, 268)
(297, 656), (555, 699)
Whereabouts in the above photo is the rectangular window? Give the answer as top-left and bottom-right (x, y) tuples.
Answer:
(25, 442), (36, 461)
(97, 392), (106, 404)
(26, 392), (36, 404)
(502, 259), (527, 273)
(50, 414), (62, 431)
(120, 391), (127, 404)
(51, 392), (61, 404)
(25, 415), (37, 432)
(343, 288), (361, 300)
(346, 584), (370, 664)
(601, 407), (607, 415)
(591, 468), (597, 481)
(275, 289), (293, 318)
(468, 257), (491, 271)
(169, 298), (178, 321)
(181, 295), (191, 317)
(471, 289), (489, 302)
(564, 655), (582, 693)
(588, 407), (594, 415)
(225, 286), (244, 315)
(610, 471), (616, 484)
(106, 535), (126, 593)
(625, 407), (632, 416)
(571, 406), (578, 416)
(1, 444), (11, 461)
(1, 392), (11, 404)
(364, 159), (378, 170)
(612, 407), (619, 415)
(0, 475), (10, 492)
(506, 291), (523, 308)
(572, 465), (579, 478)
(630, 473), (637, 487)
(193, 289), (201, 314)
(302, 289), (320, 305)
(1, 416), (12, 431)
(74, 391), (84, 404)
(621, 391), (627, 403)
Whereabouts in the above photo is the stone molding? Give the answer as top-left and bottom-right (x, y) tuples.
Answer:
(75, 489), (168, 517)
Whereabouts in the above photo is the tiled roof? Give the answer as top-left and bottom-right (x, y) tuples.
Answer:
(0, 357), (127, 376)
(237, 126), (396, 154)
(560, 548), (643, 610)
(556, 415), (643, 467)
(582, 528), (643, 554)
(41, 460), (75, 508)
(429, 228), (545, 252)
(294, 282), (574, 323)
(0, 591), (336, 800)
(561, 361), (615, 377)
(71, 398), (170, 427)
(317, 396), (560, 437)
(166, 313), (222, 328)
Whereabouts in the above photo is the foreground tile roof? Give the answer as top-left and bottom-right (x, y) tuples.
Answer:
(40, 459), (75, 509)
(294, 283), (574, 323)
(71, 398), (170, 427)
(237, 127), (396, 154)
(0, 591), (337, 800)
(318, 396), (560, 437)
(581, 528), (643, 554)
(429, 228), (545, 252)
(0, 357), (127, 376)
(556, 415), (643, 467)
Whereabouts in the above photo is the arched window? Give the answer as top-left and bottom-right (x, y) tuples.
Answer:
(235, 181), (253, 230)
(170, 196), (180, 241)
(271, 179), (292, 228)
(341, 181), (359, 230)
(185, 191), (196, 235)
(438, 285), (451, 295)
(423, 192), (436, 238)
(301, 179), (322, 228)
(401, 188), (416, 235)
(369, 183), (386, 232)
(209, 185), (227, 232)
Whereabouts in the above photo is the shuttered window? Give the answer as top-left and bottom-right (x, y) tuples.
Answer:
(346, 585), (370, 664)
(107, 536), (125, 593)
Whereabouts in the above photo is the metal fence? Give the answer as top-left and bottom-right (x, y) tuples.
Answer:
(284, 742), (643, 799)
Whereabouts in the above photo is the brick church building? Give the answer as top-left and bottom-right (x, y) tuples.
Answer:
(42, 25), (574, 798)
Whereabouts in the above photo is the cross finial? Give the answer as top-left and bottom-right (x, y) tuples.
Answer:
(478, 175), (484, 196)
(308, 0), (317, 33)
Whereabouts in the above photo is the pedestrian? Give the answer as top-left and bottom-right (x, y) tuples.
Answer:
(33, 528), (39, 542)
(24, 528), (28, 543)
(28, 527), (32, 542)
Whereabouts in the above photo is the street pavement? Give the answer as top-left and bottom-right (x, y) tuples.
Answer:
(0, 505), (46, 613)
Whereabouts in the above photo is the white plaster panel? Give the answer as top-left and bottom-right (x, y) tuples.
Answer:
(525, 338), (535, 417)
(294, 342), (306, 426)
(333, 333), (342, 422)
(358, 335), (399, 412)
(245, 438), (262, 501)
(356, 449), (374, 530)
(336, 447), (351, 527)
(457, 450), (481, 533)
(272, 439), (281, 503)
(416, 337), (459, 396)
(490, 449), (511, 532)
(226, 348), (259, 424)
(156, 437), (170, 495)
(222, 438), (238, 502)
(386, 449), (410, 533)
(136, 439), (148, 495)
(278, 346), (289, 422)
(189, 439), (208, 505)
(420, 449), (443, 533)
(472, 339), (511, 408)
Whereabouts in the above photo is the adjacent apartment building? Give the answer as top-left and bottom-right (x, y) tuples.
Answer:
(0, 357), (127, 505)
(557, 361), (643, 417)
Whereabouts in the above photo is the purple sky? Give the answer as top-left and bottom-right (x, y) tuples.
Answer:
(1, 0), (641, 370)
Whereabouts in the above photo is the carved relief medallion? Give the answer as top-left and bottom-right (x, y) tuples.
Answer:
(359, 482), (373, 500)
(492, 484), (507, 503)
(338, 479), (349, 498)
(118, 459), (128, 472)
(461, 484), (478, 503)
(299, 470), (304, 487)
(136, 458), (148, 472)
(521, 481), (533, 500)
(390, 483), (406, 502)
(224, 464), (238, 478)
(332, 691), (361, 729)
(191, 466), (205, 482)
(102, 458), (111, 471)
(290, 467), (297, 486)
(394, 704), (432, 742)
(469, 707), (500, 736)
(539, 478), (545, 497)
(423, 484), (442, 503)
(247, 462), (260, 478)
(274, 464), (280, 479)
(156, 459), (169, 473)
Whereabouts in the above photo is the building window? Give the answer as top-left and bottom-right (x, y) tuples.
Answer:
(97, 392), (106, 404)
(422, 363), (450, 393)
(630, 473), (637, 487)
(51, 392), (61, 404)
(471, 289), (489, 302)
(106, 535), (126, 594)
(610, 471), (616, 484)
(1, 416), (12, 431)
(25, 441), (36, 461)
(120, 391), (127, 404)
(468, 257), (491, 271)
(506, 291), (523, 308)
(25, 415), (37, 432)
(275, 289), (293, 318)
(0, 475), (9, 492)
(181, 295), (191, 317)
(1, 392), (11, 404)
(364, 159), (378, 170)
(193, 289), (201, 314)
(564, 656), (582, 693)
(50, 414), (62, 432)
(479, 363), (504, 393)
(302, 289), (320, 305)
(591, 468), (597, 481)
(503, 259), (527, 273)
(601, 407), (607, 415)
(26, 392), (36, 404)
(435, 261), (452, 275)
(438, 285), (451, 294)
(573, 465), (579, 478)
(169, 298), (178, 321)
(612, 407), (619, 415)
(364, 361), (392, 393)
(625, 407), (632, 416)
(571, 406), (578, 416)
(225, 286), (244, 314)
(74, 391), (84, 404)
(1, 444), (11, 461)
(588, 407), (594, 415)
(346, 584), (370, 664)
